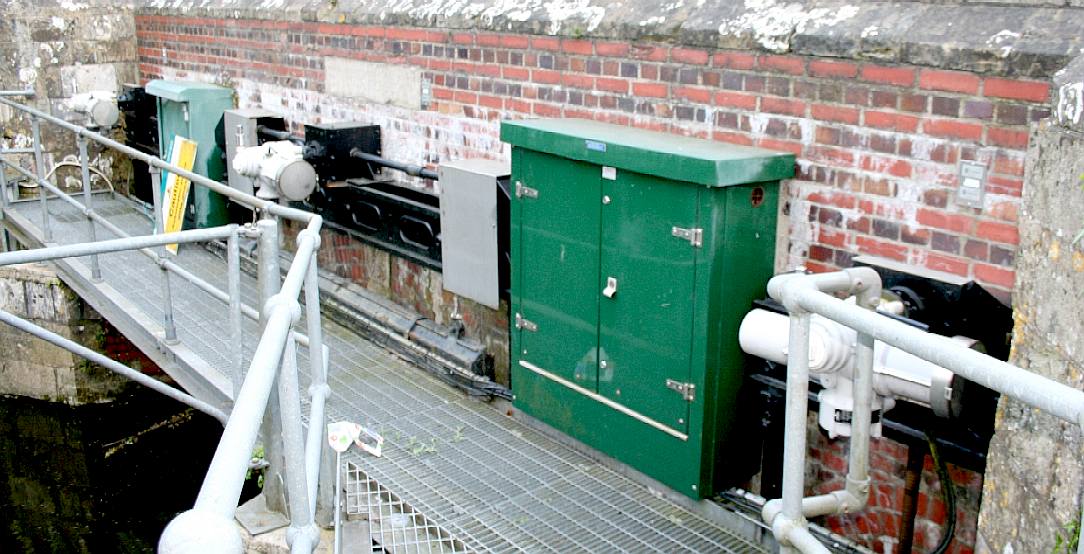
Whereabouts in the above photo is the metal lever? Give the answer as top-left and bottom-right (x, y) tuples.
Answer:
(602, 277), (618, 298)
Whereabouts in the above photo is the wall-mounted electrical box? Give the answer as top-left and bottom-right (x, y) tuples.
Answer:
(223, 108), (287, 196)
(439, 159), (511, 309)
(502, 118), (794, 498)
(145, 80), (234, 228)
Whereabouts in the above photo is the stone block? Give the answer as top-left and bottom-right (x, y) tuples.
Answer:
(0, 263), (63, 286)
(24, 281), (58, 323)
(324, 57), (423, 110)
(59, 62), (119, 96)
(0, 326), (78, 368)
(75, 13), (136, 42)
(0, 360), (61, 400)
(0, 276), (27, 315)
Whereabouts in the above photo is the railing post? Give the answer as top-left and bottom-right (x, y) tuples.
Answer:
(847, 331), (874, 498)
(159, 262), (179, 344)
(76, 135), (102, 281)
(303, 243), (334, 527)
(148, 164), (178, 345)
(257, 216), (286, 515)
(228, 227), (243, 398)
(780, 310), (812, 554)
(279, 333), (319, 550)
(149, 165), (163, 235)
(0, 130), (9, 253)
(31, 117), (51, 242)
(1078, 413), (1084, 554)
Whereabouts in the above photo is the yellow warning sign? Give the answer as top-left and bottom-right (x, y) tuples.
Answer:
(162, 136), (198, 255)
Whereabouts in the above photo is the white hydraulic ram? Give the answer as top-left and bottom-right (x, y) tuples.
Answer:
(750, 267), (1084, 554)
(739, 304), (976, 438)
(232, 140), (318, 201)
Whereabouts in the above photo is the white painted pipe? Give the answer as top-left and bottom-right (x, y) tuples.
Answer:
(739, 309), (851, 373)
(739, 308), (958, 416)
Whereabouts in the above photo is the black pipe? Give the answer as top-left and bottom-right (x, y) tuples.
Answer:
(350, 148), (439, 181)
(898, 440), (928, 553)
(256, 125), (304, 144)
(759, 384), (786, 500)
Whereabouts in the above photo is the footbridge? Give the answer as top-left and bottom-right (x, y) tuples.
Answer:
(0, 93), (776, 552)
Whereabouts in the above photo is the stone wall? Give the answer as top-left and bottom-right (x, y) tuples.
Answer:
(0, 0), (138, 195)
(0, 263), (151, 404)
(974, 63), (1084, 553)
(809, 430), (984, 553)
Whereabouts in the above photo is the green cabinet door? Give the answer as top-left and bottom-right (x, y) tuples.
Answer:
(598, 169), (698, 435)
(515, 150), (602, 391)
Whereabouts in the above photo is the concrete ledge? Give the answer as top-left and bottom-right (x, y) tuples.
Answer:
(136, 0), (1084, 77)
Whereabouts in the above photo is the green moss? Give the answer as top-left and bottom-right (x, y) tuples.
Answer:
(1054, 518), (1080, 554)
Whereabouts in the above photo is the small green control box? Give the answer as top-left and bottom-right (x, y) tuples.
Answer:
(146, 80), (234, 228)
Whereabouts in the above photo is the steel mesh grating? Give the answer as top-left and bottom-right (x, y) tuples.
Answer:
(12, 195), (772, 554)
(345, 462), (470, 554)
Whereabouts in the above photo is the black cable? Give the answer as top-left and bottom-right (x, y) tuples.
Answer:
(927, 432), (957, 554)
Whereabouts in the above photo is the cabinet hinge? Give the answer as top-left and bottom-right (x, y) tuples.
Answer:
(666, 379), (696, 402)
(515, 181), (538, 199)
(514, 312), (538, 332)
(671, 226), (703, 247)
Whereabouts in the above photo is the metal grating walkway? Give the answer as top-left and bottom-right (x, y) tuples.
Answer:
(5, 193), (770, 553)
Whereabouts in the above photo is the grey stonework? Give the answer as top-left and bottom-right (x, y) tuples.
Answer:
(0, 263), (129, 404)
(0, 0), (138, 194)
(975, 118), (1084, 552)
(133, 0), (1084, 78)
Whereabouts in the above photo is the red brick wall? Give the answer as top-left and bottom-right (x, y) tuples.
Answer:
(134, 15), (1047, 303)
(134, 15), (1042, 552)
(810, 434), (983, 554)
(281, 222), (512, 384)
(100, 318), (163, 377)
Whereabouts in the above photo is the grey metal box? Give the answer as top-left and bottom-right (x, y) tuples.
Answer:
(438, 159), (510, 309)
(224, 108), (286, 196)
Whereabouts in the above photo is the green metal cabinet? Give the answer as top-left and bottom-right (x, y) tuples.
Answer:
(145, 80), (234, 228)
(501, 119), (795, 498)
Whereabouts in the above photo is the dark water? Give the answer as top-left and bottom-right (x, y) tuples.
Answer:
(0, 389), (227, 553)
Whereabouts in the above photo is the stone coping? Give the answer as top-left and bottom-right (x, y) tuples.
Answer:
(122, 0), (1084, 78)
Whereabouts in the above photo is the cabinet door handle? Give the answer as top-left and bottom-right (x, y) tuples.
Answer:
(602, 276), (618, 298)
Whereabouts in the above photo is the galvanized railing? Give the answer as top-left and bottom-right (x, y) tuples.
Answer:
(0, 91), (331, 553)
(763, 268), (1084, 554)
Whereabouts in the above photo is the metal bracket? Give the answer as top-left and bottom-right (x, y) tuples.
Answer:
(666, 379), (696, 402)
(515, 181), (538, 199)
(514, 312), (538, 332)
(671, 226), (703, 248)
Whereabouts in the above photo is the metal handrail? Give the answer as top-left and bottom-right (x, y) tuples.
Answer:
(161, 218), (326, 553)
(0, 96), (314, 224)
(764, 269), (1084, 554)
(2, 146), (316, 346)
(0, 227), (238, 424)
(0, 96), (331, 553)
